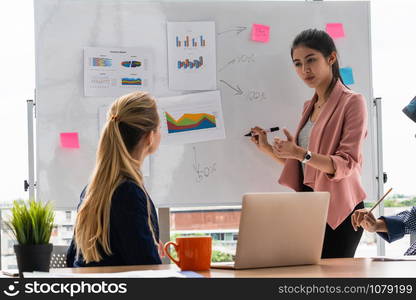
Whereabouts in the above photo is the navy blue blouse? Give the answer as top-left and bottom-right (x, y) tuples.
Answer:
(66, 181), (162, 267)
(377, 206), (416, 255)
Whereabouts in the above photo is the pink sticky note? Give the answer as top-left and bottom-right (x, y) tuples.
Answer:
(60, 132), (80, 149)
(326, 23), (345, 39)
(251, 24), (270, 43)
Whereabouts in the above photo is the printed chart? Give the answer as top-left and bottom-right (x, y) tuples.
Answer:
(84, 47), (153, 97)
(167, 22), (216, 91)
(165, 112), (217, 134)
(157, 91), (225, 145)
(176, 35), (206, 48)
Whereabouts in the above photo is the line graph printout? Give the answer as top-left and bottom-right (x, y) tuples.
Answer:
(84, 47), (154, 97)
(167, 22), (216, 91)
(157, 91), (225, 145)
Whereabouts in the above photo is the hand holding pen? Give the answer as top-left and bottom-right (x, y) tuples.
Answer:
(249, 126), (274, 154)
(245, 126), (280, 137)
(351, 188), (393, 232)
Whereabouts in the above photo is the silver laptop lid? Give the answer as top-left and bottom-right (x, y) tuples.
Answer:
(234, 192), (329, 269)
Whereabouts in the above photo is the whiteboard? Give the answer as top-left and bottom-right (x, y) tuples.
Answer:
(34, 0), (377, 209)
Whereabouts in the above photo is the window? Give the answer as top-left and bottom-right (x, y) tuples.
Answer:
(65, 211), (72, 221)
(170, 206), (239, 262)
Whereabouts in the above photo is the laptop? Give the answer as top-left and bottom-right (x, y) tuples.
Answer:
(211, 192), (329, 269)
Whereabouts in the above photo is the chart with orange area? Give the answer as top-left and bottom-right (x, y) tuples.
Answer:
(158, 91), (225, 145)
(165, 112), (217, 134)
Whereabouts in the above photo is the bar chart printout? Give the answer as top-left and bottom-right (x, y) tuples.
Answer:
(167, 22), (216, 90)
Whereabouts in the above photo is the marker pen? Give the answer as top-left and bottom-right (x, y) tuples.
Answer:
(244, 126), (280, 137)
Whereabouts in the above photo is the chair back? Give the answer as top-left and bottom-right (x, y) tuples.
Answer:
(50, 245), (69, 268)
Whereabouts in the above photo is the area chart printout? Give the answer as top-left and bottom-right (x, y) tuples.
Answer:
(167, 22), (216, 91)
(157, 91), (225, 145)
(84, 47), (153, 97)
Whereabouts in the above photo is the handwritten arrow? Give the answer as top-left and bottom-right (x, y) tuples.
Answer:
(217, 26), (248, 36)
(220, 80), (244, 96)
(218, 58), (236, 72)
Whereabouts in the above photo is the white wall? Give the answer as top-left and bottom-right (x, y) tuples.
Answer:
(0, 0), (34, 203)
(371, 0), (416, 195)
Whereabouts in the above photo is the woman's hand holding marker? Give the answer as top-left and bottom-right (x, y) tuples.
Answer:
(250, 126), (273, 154)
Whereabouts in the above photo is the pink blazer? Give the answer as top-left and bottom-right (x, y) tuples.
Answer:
(278, 79), (368, 229)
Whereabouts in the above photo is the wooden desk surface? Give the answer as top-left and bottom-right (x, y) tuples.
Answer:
(53, 258), (416, 278)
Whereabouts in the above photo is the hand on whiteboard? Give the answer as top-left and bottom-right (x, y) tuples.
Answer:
(250, 126), (272, 154)
(272, 128), (301, 159)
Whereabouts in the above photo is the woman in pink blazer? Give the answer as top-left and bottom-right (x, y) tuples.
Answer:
(251, 29), (367, 258)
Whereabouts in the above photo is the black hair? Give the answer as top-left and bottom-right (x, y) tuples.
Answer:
(291, 28), (347, 96)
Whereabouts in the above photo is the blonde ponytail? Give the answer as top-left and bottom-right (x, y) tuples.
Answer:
(74, 91), (160, 263)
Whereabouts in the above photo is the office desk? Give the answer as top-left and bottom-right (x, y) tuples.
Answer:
(53, 258), (416, 278)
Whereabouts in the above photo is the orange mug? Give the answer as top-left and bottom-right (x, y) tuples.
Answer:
(164, 236), (212, 271)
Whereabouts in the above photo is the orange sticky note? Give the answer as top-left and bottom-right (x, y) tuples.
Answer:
(251, 24), (270, 43)
(326, 23), (345, 39)
(60, 132), (80, 148)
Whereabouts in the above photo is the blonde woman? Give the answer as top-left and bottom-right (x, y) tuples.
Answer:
(66, 91), (163, 267)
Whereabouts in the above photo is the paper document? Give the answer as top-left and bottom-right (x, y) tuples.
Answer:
(340, 67), (355, 85)
(84, 47), (154, 97)
(326, 23), (345, 39)
(167, 21), (216, 90)
(371, 256), (416, 261)
(23, 270), (188, 278)
(251, 24), (270, 43)
(157, 90), (226, 145)
(1, 269), (19, 277)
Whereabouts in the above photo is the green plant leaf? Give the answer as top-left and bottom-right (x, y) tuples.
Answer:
(4, 199), (55, 245)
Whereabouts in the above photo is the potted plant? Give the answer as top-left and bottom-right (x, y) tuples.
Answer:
(5, 200), (55, 276)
